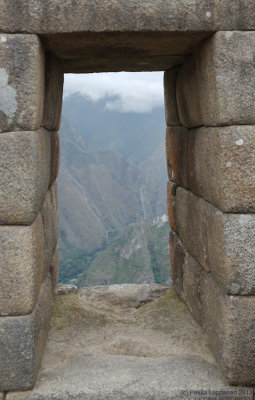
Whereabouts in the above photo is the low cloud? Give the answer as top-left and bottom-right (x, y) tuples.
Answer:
(64, 72), (164, 113)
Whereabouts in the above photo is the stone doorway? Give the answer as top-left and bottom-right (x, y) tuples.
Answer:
(0, 1), (255, 393)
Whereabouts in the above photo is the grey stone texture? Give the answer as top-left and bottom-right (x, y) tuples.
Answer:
(43, 54), (64, 131)
(2, 2), (254, 73)
(166, 125), (255, 212)
(50, 246), (59, 294)
(189, 125), (255, 212)
(183, 253), (203, 327)
(50, 131), (60, 184)
(0, 34), (44, 132)
(41, 182), (59, 277)
(0, 394), (3, 399)
(7, 284), (252, 399)
(164, 67), (180, 126)
(176, 187), (255, 295)
(0, 275), (52, 392)
(0, 128), (51, 225)
(169, 230), (184, 298)
(177, 31), (255, 127)
(167, 180), (177, 231)
(181, 249), (255, 385)
(0, 214), (44, 316)
(166, 126), (188, 187)
(201, 274), (255, 385)
(0, 0), (254, 34)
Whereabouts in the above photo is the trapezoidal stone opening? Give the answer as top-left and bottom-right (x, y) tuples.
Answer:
(0, 2), (254, 395)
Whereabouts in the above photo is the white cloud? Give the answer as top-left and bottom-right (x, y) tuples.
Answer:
(63, 72), (164, 113)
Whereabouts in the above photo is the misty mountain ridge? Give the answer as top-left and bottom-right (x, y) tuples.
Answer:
(58, 94), (169, 285)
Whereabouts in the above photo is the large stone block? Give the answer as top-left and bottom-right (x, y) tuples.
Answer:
(176, 187), (255, 295)
(164, 67), (180, 126)
(201, 274), (255, 385)
(189, 125), (255, 212)
(41, 182), (59, 276)
(167, 181), (177, 232)
(181, 250), (255, 385)
(50, 131), (60, 184)
(177, 31), (255, 127)
(165, 126), (188, 186)
(43, 54), (63, 131)
(176, 187), (209, 272)
(167, 125), (255, 212)
(0, 1), (255, 34)
(0, 34), (44, 132)
(183, 252), (204, 326)
(0, 214), (44, 316)
(0, 129), (51, 225)
(169, 230), (184, 298)
(0, 275), (52, 391)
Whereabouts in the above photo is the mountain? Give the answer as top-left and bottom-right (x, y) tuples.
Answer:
(62, 93), (166, 165)
(58, 117), (168, 283)
(77, 217), (171, 288)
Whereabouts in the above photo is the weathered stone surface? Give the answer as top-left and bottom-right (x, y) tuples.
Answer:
(0, 275), (52, 392)
(0, 214), (44, 316)
(164, 67), (180, 126)
(167, 180), (177, 231)
(43, 54), (63, 131)
(0, 34), (44, 132)
(167, 125), (255, 212)
(177, 31), (255, 127)
(165, 126), (188, 186)
(0, 129), (51, 225)
(169, 230), (184, 298)
(7, 284), (250, 400)
(0, 394), (3, 399)
(0, 1), (254, 34)
(183, 252), (204, 326)
(50, 131), (60, 184)
(176, 187), (255, 295)
(175, 187), (209, 272)
(41, 182), (58, 275)
(189, 125), (255, 212)
(201, 274), (255, 385)
(50, 246), (59, 294)
(179, 249), (255, 385)
(57, 284), (78, 296)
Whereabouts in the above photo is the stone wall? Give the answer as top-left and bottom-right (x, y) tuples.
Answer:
(0, 0), (254, 393)
(0, 34), (63, 391)
(165, 31), (255, 385)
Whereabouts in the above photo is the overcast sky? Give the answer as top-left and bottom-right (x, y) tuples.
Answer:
(64, 72), (164, 113)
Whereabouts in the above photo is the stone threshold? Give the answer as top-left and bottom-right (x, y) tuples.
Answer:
(6, 284), (255, 400)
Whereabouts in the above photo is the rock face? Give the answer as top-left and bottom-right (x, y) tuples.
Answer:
(0, 276), (52, 392)
(177, 32), (255, 127)
(0, 129), (51, 225)
(7, 285), (253, 400)
(0, 34), (44, 132)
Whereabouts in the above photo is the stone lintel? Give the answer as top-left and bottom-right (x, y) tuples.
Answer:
(0, 1), (254, 34)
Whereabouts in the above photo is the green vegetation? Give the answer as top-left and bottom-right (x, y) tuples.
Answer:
(58, 101), (170, 286)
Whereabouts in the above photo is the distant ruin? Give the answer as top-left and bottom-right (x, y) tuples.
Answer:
(0, 0), (254, 396)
